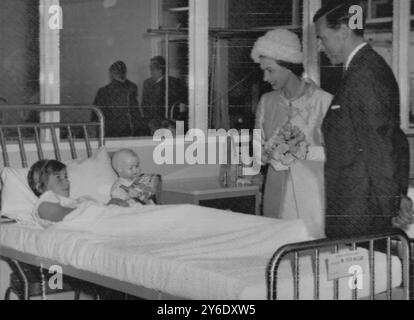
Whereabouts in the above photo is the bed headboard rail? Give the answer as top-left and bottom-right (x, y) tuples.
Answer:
(0, 105), (104, 168)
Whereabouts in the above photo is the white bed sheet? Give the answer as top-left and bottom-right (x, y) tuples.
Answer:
(0, 221), (403, 300)
(0, 223), (42, 255)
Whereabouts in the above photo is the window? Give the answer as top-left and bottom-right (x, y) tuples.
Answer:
(369, 0), (393, 20)
(410, 77), (414, 122)
(209, 0), (302, 131)
(149, 0), (189, 134)
(0, 0), (40, 140)
(7, 0), (410, 138)
(38, 0), (191, 140)
(59, 0), (162, 139)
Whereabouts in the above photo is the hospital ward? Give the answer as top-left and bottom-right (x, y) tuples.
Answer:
(1, 0), (414, 301)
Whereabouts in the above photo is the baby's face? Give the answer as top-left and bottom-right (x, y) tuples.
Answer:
(118, 155), (142, 180)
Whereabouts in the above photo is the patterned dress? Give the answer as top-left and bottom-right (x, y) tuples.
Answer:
(111, 174), (161, 206)
(254, 79), (332, 238)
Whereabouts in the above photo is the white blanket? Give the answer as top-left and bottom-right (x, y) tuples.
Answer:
(46, 203), (313, 259)
(2, 204), (403, 300)
(36, 203), (312, 299)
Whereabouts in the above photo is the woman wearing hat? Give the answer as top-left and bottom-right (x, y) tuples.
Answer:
(251, 29), (332, 238)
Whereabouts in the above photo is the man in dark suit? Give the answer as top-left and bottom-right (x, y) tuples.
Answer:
(94, 61), (145, 137)
(142, 56), (188, 126)
(314, 3), (412, 238)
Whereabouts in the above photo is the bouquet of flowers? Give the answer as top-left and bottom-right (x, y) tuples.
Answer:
(264, 122), (309, 171)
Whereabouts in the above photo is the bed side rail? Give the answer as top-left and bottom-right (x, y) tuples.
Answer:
(0, 105), (104, 168)
(267, 230), (412, 300)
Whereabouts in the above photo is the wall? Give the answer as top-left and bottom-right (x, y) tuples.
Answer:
(0, 0), (39, 105)
(0, 139), (223, 179)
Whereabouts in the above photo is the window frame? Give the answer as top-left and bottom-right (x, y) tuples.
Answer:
(38, 0), (412, 139)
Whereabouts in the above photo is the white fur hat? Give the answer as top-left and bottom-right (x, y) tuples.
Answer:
(251, 29), (303, 64)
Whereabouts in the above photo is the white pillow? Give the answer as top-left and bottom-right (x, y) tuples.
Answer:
(0, 167), (38, 222)
(67, 147), (117, 204)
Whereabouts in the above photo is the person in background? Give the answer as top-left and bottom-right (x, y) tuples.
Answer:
(314, 2), (412, 238)
(148, 119), (177, 137)
(93, 61), (145, 137)
(142, 56), (188, 127)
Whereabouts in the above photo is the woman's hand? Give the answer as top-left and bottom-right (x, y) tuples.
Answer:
(107, 198), (130, 208)
(261, 146), (272, 164)
(393, 196), (414, 229)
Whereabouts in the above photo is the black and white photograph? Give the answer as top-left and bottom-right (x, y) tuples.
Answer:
(1, 0), (414, 306)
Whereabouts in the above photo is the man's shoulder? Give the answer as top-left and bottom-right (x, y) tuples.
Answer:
(97, 83), (111, 93)
(347, 45), (397, 88)
(168, 76), (185, 86)
(143, 78), (155, 87)
(98, 81), (121, 94)
(352, 45), (393, 75)
(125, 79), (138, 90)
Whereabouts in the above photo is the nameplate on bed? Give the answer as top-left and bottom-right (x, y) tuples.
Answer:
(327, 250), (369, 282)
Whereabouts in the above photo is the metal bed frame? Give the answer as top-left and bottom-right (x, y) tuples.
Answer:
(268, 231), (413, 300)
(0, 105), (412, 300)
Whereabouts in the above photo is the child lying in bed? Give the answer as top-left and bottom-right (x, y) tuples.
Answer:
(110, 149), (161, 207)
(28, 159), (122, 228)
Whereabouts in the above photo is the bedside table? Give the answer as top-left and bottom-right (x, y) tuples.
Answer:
(161, 177), (261, 216)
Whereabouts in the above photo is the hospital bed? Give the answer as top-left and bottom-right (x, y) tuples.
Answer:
(0, 105), (412, 300)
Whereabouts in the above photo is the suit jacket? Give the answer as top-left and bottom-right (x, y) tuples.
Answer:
(322, 44), (409, 238)
(94, 79), (138, 107)
(93, 79), (142, 137)
(141, 76), (188, 119)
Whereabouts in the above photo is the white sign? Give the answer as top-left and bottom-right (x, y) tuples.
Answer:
(327, 249), (368, 282)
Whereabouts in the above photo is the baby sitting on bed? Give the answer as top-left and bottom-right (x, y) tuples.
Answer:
(110, 149), (161, 207)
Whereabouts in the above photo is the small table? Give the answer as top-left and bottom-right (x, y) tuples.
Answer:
(161, 177), (261, 216)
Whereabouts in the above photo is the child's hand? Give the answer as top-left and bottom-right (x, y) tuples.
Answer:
(128, 189), (141, 198)
(107, 198), (130, 208)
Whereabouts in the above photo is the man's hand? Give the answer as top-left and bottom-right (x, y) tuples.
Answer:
(393, 196), (414, 230)
(107, 198), (129, 208)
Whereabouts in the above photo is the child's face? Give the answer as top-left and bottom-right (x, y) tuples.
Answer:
(118, 155), (142, 180)
(46, 168), (70, 197)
